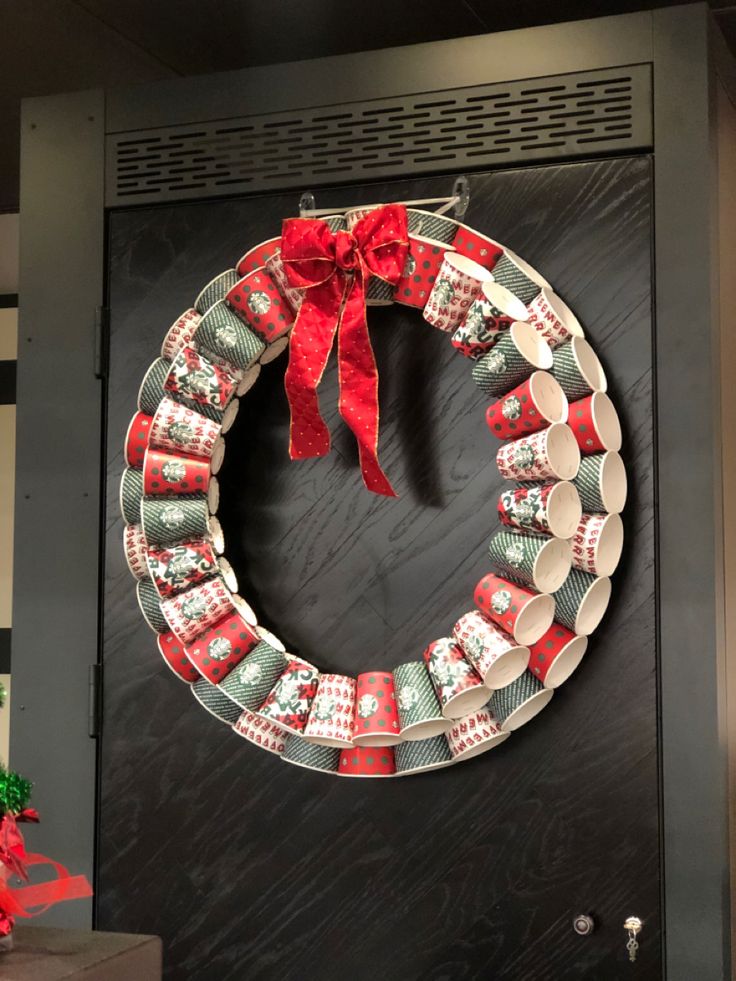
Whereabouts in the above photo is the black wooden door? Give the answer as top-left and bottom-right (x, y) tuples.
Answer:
(99, 158), (659, 980)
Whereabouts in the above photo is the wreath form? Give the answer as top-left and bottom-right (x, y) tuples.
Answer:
(120, 205), (627, 779)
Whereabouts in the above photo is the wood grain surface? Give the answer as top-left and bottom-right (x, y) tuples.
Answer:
(99, 158), (660, 980)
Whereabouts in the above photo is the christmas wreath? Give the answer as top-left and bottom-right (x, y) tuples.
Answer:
(120, 199), (626, 778)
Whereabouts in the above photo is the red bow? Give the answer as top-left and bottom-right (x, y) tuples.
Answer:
(281, 204), (409, 497)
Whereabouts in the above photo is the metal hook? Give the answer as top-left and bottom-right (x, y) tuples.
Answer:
(299, 191), (316, 217)
(452, 176), (470, 218)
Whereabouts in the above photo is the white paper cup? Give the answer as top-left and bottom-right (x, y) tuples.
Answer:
(423, 253), (492, 332)
(526, 288), (584, 348)
(571, 512), (624, 577)
(452, 610), (529, 690)
(496, 422), (580, 482)
(447, 709), (510, 762)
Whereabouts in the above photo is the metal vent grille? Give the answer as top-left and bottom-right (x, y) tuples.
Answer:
(106, 65), (651, 206)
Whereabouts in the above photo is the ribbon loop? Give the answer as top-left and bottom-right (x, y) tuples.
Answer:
(281, 204), (409, 496)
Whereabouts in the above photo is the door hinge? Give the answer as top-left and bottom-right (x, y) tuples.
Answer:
(88, 664), (102, 738)
(94, 306), (109, 379)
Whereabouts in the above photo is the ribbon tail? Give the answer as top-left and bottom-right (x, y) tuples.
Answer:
(0, 853), (92, 920)
(284, 276), (344, 460)
(337, 269), (396, 498)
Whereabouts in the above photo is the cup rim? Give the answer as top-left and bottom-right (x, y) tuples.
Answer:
(303, 733), (355, 749)
(500, 247), (551, 289)
(533, 535), (573, 593)
(395, 753), (455, 775)
(194, 271), (237, 310)
(441, 683), (493, 720)
(571, 337), (608, 393)
(483, 644), (530, 688)
(481, 281), (530, 321)
(237, 363), (261, 397)
(399, 716), (453, 741)
(528, 370), (568, 424)
(501, 686), (554, 731)
(536, 288), (584, 339)
(207, 475), (220, 515)
(575, 575), (612, 635)
(509, 320), (554, 370)
(545, 422), (581, 480)
(591, 392), (622, 451)
(351, 731), (403, 747)
(546, 480), (583, 538)
(542, 634), (589, 689)
(208, 515), (225, 554)
(580, 512), (624, 577)
(442, 251), (494, 282)
(514, 591), (555, 646)
(220, 397), (240, 435)
(595, 450), (627, 513)
(210, 436), (226, 476)
(231, 592), (257, 627)
(217, 556), (238, 593)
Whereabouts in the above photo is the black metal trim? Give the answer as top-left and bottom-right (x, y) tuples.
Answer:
(0, 295), (18, 309)
(0, 361), (16, 405)
(0, 629), (10, 675)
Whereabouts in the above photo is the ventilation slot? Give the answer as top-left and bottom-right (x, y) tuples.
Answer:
(106, 65), (651, 206)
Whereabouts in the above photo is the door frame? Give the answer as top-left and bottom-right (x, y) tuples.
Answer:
(12, 4), (735, 976)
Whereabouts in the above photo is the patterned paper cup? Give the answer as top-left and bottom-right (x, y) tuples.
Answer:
(147, 540), (217, 598)
(254, 623), (285, 650)
(345, 206), (385, 230)
(265, 250), (304, 314)
(352, 671), (402, 746)
(237, 363), (261, 397)
(447, 708), (510, 762)
(423, 638), (490, 720)
(474, 573), (555, 647)
(321, 215), (348, 233)
(207, 476), (219, 514)
(225, 270), (294, 357)
(485, 371), (567, 439)
(496, 423), (580, 482)
(472, 321), (553, 398)
(554, 569), (612, 635)
(452, 610), (529, 689)
(488, 529), (572, 594)
(497, 480), (582, 540)
(149, 396), (221, 461)
(489, 672), (554, 731)
(256, 657), (320, 735)
(571, 512), (624, 577)
(157, 631), (200, 683)
(526, 288), (584, 348)
(394, 734), (454, 775)
(136, 578), (168, 633)
(406, 208), (458, 244)
(194, 299), (265, 372)
(120, 467), (144, 524)
(568, 392), (622, 454)
(164, 346), (238, 416)
(218, 641), (288, 711)
(140, 495), (211, 548)
(281, 736), (341, 775)
(236, 237), (281, 277)
(451, 223), (504, 270)
(423, 253), (491, 332)
(550, 337), (607, 400)
(123, 523), (149, 580)
(490, 248), (550, 304)
(393, 235), (454, 308)
(125, 411), (152, 468)
(191, 677), (241, 725)
(572, 451), (627, 514)
(143, 448), (210, 497)
(393, 661), (452, 741)
(303, 674), (357, 747)
(529, 623), (588, 689)
(452, 281), (530, 358)
(185, 611), (259, 683)
(338, 746), (396, 778)
(365, 275), (395, 306)
(233, 709), (289, 756)
(161, 575), (234, 645)
(228, 594), (256, 628)
(194, 269), (240, 315)
(138, 357), (171, 416)
(161, 308), (201, 361)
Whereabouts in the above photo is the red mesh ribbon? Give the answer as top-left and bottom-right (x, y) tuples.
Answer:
(0, 814), (92, 935)
(281, 204), (409, 497)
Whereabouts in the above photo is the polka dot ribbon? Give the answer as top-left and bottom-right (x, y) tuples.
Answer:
(281, 205), (409, 497)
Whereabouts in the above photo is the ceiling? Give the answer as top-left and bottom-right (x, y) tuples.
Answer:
(1, 0), (734, 212)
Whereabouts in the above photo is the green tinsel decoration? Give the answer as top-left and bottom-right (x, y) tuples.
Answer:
(0, 765), (32, 815)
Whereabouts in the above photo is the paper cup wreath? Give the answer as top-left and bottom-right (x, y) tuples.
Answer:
(121, 202), (627, 779)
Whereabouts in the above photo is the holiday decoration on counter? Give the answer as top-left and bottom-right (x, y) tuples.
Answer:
(121, 197), (628, 778)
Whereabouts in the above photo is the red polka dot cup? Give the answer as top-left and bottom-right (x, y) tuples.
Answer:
(236, 237), (282, 277)
(265, 249), (304, 314)
(125, 411), (151, 468)
(338, 746), (396, 778)
(143, 447), (210, 497)
(526, 288), (584, 348)
(452, 610), (529, 689)
(185, 610), (259, 683)
(161, 308), (201, 361)
(496, 423), (580, 482)
(303, 674), (357, 747)
(233, 709), (289, 756)
(474, 573), (554, 647)
(568, 392), (622, 454)
(451, 224), (504, 271)
(571, 512), (624, 577)
(157, 632), (200, 683)
(529, 623), (588, 688)
(226, 267), (294, 360)
(423, 253), (492, 332)
(423, 638), (490, 720)
(447, 708), (510, 762)
(352, 671), (401, 746)
(485, 371), (567, 440)
(394, 235), (454, 309)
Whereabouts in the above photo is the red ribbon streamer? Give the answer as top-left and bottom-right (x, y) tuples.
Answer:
(281, 204), (409, 497)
